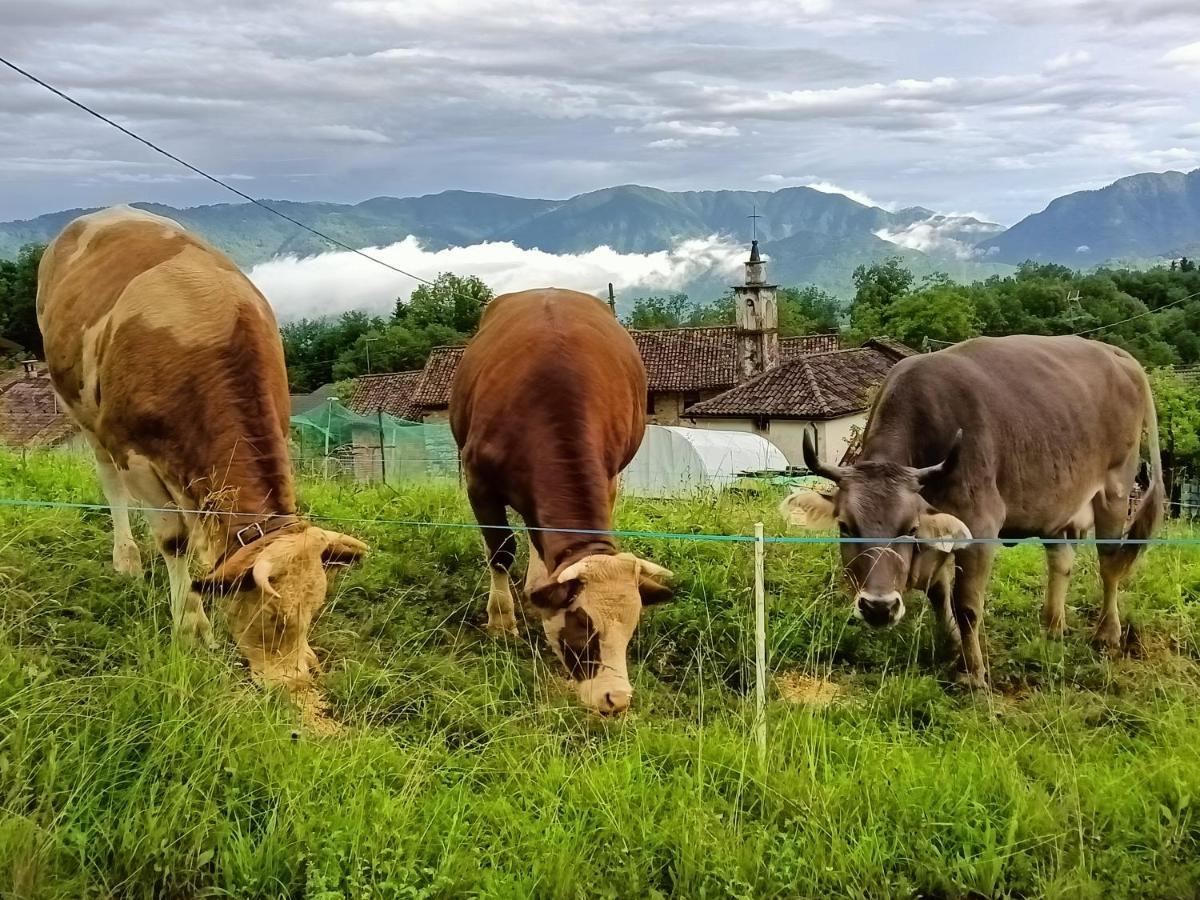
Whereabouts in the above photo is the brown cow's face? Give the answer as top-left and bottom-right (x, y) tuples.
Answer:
(529, 553), (673, 715)
(780, 433), (970, 628)
(195, 527), (368, 688)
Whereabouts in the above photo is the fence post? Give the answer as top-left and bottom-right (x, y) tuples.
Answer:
(377, 408), (387, 485)
(753, 521), (767, 767)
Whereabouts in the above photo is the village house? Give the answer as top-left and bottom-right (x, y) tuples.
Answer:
(347, 241), (911, 469)
(349, 241), (841, 425)
(0, 360), (79, 450)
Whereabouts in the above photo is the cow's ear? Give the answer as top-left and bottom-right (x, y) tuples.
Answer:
(917, 511), (972, 553)
(318, 529), (369, 567)
(635, 558), (674, 606)
(529, 578), (583, 611)
(193, 557), (257, 595)
(779, 489), (837, 530)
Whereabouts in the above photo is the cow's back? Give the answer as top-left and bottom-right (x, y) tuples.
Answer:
(38, 207), (291, 500)
(451, 289), (646, 516)
(865, 335), (1150, 531)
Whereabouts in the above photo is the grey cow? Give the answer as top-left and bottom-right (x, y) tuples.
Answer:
(781, 334), (1163, 688)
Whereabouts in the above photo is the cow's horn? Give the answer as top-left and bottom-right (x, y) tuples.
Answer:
(802, 430), (850, 483)
(914, 428), (964, 484)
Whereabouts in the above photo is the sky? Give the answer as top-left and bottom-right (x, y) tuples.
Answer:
(2, 0), (1199, 225)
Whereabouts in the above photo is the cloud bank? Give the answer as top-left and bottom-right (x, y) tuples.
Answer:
(249, 235), (747, 320)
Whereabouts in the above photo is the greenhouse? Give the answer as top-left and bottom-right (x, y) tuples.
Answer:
(622, 425), (788, 498)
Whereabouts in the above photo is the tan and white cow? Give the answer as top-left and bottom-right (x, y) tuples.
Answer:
(37, 206), (367, 687)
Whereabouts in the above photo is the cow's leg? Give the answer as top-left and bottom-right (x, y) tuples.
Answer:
(950, 543), (997, 690)
(467, 483), (518, 635)
(121, 458), (215, 647)
(1093, 498), (1130, 651)
(87, 440), (142, 575)
(926, 559), (960, 654)
(149, 509), (215, 647)
(524, 536), (549, 599)
(1042, 539), (1075, 640)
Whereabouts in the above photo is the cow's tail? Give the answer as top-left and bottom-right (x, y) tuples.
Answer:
(1115, 376), (1164, 571)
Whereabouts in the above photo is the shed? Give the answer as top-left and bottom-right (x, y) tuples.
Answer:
(622, 425), (788, 497)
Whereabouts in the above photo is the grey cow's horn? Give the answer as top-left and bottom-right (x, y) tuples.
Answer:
(914, 428), (964, 484)
(802, 430), (851, 483)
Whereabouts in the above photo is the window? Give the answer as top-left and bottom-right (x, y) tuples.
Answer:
(682, 392), (702, 412)
(646, 392), (656, 414)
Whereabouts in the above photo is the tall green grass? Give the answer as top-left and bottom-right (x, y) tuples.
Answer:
(2, 450), (1200, 898)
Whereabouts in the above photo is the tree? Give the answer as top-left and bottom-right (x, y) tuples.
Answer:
(0, 243), (46, 357)
(881, 283), (977, 348)
(395, 272), (492, 333)
(1148, 368), (1200, 514)
(623, 294), (694, 329)
(281, 310), (383, 391)
(777, 285), (842, 336)
(848, 257), (915, 339)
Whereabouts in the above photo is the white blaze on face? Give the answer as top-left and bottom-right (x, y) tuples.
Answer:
(535, 553), (673, 715)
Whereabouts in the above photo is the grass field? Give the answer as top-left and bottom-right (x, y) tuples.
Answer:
(3, 450), (1200, 898)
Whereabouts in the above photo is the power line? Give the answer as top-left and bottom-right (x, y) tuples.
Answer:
(1073, 287), (1200, 336)
(0, 54), (441, 289)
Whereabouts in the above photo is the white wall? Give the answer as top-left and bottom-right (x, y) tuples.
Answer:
(685, 414), (865, 467)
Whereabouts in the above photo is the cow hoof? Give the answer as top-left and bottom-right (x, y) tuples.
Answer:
(176, 614), (217, 650)
(1042, 620), (1066, 641)
(486, 617), (519, 637)
(113, 544), (143, 576)
(953, 670), (988, 692)
(1092, 625), (1122, 654)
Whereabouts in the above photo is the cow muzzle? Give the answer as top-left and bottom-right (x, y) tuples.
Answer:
(576, 677), (633, 716)
(855, 591), (905, 628)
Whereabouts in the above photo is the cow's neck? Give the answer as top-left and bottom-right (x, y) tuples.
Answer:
(196, 438), (298, 562)
(530, 472), (618, 574)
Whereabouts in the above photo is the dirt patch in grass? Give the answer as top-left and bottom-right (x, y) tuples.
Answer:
(775, 672), (842, 706)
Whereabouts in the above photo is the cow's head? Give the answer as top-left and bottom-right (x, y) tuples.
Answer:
(529, 552), (673, 715)
(779, 431), (970, 628)
(194, 526), (368, 688)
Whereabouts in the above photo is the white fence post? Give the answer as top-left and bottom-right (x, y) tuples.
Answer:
(753, 521), (768, 767)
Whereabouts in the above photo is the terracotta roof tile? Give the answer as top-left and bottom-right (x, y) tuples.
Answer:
(412, 346), (466, 409)
(348, 371), (423, 419)
(781, 333), (840, 359)
(631, 326), (739, 392)
(684, 346), (904, 420)
(0, 367), (76, 447)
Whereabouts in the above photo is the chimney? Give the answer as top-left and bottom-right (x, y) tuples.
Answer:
(733, 240), (779, 381)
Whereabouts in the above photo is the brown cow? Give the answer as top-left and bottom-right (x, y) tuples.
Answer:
(37, 206), (367, 687)
(450, 288), (674, 715)
(781, 335), (1162, 688)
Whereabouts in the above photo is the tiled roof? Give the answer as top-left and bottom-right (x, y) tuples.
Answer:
(684, 345), (905, 420)
(632, 326), (739, 392)
(348, 371), (423, 420)
(0, 367), (76, 447)
(412, 347), (466, 409)
(862, 337), (918, 360)
(781, 333), (840, 359)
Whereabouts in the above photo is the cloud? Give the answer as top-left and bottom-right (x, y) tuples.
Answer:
(1162, 41), (1200, 70)
(1046, 50), (1092, 72)
(800, 179), (893, 210)
(248, 234), (746, 320)
(0, 0), (1196, 225)
(1129, 147), (1200, 169)
(308, 125), (393, 144)
(874, 214), (1003, 259)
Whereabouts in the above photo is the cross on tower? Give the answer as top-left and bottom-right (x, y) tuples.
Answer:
(747, 205), (762, 241)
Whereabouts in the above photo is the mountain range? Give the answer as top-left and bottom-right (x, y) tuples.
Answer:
(2, 168), (1197, 296)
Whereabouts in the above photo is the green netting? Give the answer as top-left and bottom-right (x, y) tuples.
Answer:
(290, 400), (417, 455)
(290, 399), (458, 482)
